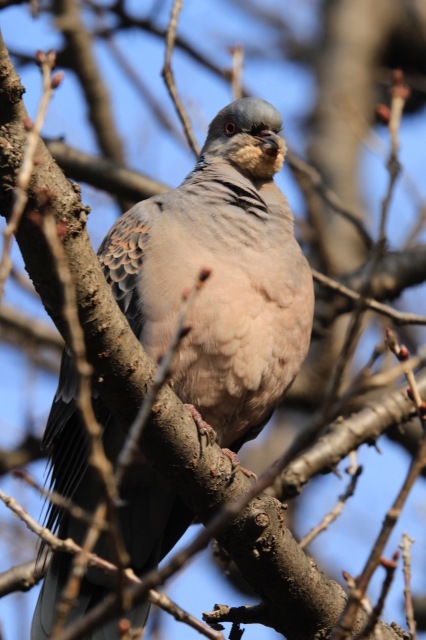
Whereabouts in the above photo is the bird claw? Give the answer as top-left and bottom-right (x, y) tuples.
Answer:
(184, 404), (216, 446)
(222, 448), (257, 479)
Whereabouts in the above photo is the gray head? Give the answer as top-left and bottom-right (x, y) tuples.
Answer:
(201, 98), (286, 179)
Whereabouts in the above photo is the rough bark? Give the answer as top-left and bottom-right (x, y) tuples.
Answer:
(0, 35), (401, 640)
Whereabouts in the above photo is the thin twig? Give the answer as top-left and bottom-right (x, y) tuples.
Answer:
(0, 488), (223, 640)
(312, 269), (426, 326)
(25, 366), (426, 640)
(42, 212), (129, 631)
(203, 603), (270, 628)
(0, 435), (44, 476)
(286, 150), (373, 250)
(400, 532), (417, 640)
(105, 36), (186, 146)
(332, 330), (426, 640)
(0, 50), (60, 300)
(0, 559), (45, 597)
(13, 469), (109, 532)
(162, 0), (200, 157)
(229, 45), (244, 100)
(51, 501), (108, 637)
(316, 68), (407, 430)
(54, 0), (125, 165)
(355, 552), (399, 640)
(299, 464), (363, 550)
(114, 268), (211, 488)
(45, 138), (169, 201)
(149, 590), (224, 640)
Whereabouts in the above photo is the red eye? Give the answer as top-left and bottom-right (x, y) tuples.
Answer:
(224, 121), (236, 136)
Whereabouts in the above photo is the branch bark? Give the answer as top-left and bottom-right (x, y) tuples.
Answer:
(314, 247), (426, 332)
(45, 139), (169, 202)
(0, 559), (45, 596)
(0, 36), (400, 640)
(0, 435), (44, 476)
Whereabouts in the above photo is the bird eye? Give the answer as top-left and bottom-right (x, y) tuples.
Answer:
(224, 121), (237, 136)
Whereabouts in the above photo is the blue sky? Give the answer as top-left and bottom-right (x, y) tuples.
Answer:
(0, 2), (426, 638)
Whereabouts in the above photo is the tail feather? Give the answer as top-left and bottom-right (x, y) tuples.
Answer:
(31, 550), (151, 639)
(31, 468), (192, 639)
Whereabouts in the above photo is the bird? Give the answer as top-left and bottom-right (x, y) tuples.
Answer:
(31, 97), (314, 639)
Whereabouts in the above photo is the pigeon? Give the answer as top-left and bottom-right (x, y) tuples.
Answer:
(31, 97), (314, 639)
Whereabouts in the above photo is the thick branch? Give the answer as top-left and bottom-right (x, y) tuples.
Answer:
(314, 246), (426, 332)
(0, 36), (399, 640)
(280, 372), (424, 499)
(0, 435), (44, 476)
(52, 0), (125, 165)
(0, 303), (63, 356)
(0, 559), (45, 596)
(45, 139), (169, 202)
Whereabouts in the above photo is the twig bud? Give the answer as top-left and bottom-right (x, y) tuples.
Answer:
(380, 553), (398, 569)
(398, 345), (410, 361)
(51, 71), (64, 90)
(35, 50), (46, 66)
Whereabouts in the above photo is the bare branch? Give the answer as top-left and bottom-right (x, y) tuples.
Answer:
(0, 435), (44, 477)
(95, 5), (234, 92)
(0, 50), (58, 299)
(286, 150), (373, 251)
(279, 370), (426, 499)
(229, 45), (244, 100)
(0, 303), (63, 354)
(14, 469), (109, 533)
(0, 490), (224, 640)
(45, 139), (169, 201)
(333, 331), (426, 640)
(203, 603), (269, 628)
(400, 532), (417, 640)
(42, 212), (129, 631)
(316, 67), (407, 430)
(53, 0), (125, 165)
(356, 553), (400, 640)
(0, 559), (45, 597)
(104, 36), (187, 146)
(298, 464), (363, 550)
(0, 32), (403, 640)
(162, 0), (200, 157)
(314, 246), (426, 332)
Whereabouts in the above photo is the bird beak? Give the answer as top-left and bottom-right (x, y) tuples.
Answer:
(255, 130), (282, 157)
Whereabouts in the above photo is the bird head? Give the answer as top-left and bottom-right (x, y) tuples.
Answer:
(201, 97), (286, 180)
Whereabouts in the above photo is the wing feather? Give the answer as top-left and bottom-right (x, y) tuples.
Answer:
(42, 203), (153, 534)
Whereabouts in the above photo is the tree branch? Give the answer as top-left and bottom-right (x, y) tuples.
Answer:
(314, 246), (426, 333)
(279, 371), (424, 499)
(0, 303), (63, 362)
(0, 435), (44, 476)
(0, 559), (45, 596)
(0, 34), (400, 640)
(45, 139), (169, 202)
(52, 0), (125, 165)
